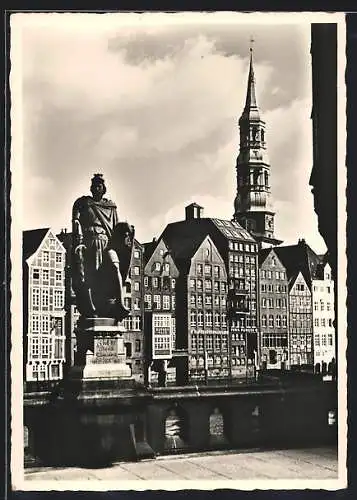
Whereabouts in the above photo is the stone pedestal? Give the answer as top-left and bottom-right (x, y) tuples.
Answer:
(70, 317), (131, 381)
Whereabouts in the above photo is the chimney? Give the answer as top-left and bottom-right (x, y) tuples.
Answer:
(185, 203), (204, 221)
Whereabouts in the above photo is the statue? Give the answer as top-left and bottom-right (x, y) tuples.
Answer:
(71, 174), (134, 321)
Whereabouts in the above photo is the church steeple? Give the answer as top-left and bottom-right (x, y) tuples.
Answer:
(241, 41), (260, 120)
(233, 40), (282, 248)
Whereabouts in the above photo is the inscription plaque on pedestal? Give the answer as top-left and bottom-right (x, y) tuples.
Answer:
(93, 337), (120, 364)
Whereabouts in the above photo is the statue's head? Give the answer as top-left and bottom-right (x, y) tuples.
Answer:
(90, 173), (107, 201)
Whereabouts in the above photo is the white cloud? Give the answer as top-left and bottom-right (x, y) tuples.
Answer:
(15, 15), (323, 251)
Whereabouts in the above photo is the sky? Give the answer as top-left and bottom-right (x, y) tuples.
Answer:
(13, 12), (327, 253)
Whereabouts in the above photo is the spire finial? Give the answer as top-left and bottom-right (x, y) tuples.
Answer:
(250, 36), (255, 53)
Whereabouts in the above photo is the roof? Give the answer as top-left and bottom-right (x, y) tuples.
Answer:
(143, 239), (159, 264)
(258, 247), (274, 266)
(210, 219), (255, 241)
(160, 217), (255, 272)
(23, 228), (50, 261)
(240, 48), (261, 122)
(274, 239), (322, 288)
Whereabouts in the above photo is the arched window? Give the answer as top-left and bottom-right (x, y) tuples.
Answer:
(164, 407), (187, 450)
(264, 171), (269, 186)
(209, 408), (225, 438)
(261, 129), (265, 142)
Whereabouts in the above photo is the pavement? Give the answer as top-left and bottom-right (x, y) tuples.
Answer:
(24, 446), (338, 482)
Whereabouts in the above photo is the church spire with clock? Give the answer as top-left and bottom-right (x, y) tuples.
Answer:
(233, 41), (282, 248)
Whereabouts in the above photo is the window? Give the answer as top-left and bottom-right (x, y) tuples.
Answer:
(42, 289), (49, 308)
(196, 264), (203, 275)
(164, 263), (170, 273)
(268, 315), (274, 328)
(214, 313), (220, 327)
(205, 280), (212, 291)
(197, 279), (203, 290)
(190, 279), (196, 289)
(133, 316), (141, 330)
(262, 298), (266, 308)
(327, 302), (331, 311)
(320, 300), (325, 311)
(163, 295), (170, 310)
(321, 318), (326, 327)
(275, 271), (280, 280)
(41, 315), (49, 333)
(314, 302), (318, 311)
(191, 335), (197, 350)
(205, 295), (212, 306)
(204, 265), (211, 275)
(124, 297), (132, 309)
(276, 315), (281, 328)
(190, 311), (196, 327)
(42, 337), (50, 358)
(153, 295), (161, 309)
(315, 318), (319, 327)
(171, 278), (176, 289)
(55, 252), (62, 264)
(32, 269), (40, 280)
(190, 295), (196, 307)
(144, 276), (149, 287)
(328, 333), (334, 346)
(55, 271), (62, 282)
(262, 315), (267, 328)
(32, 288), (40, 308)
(30, 337), (39, 359)
(198, 335), (204, 350)
(134, 281), (140, 292)
(134, 250), (140, 259)
(282, 316), (287, 328)
(214, 266), (220, 277)
(206, 335), (213, 350)
(205, 312), (213, 326)
(42, 269), (49, 282)
(152, 277), (158, 288)
(315, 334), (320, 346)
(322, 334), (327, 346)
(31, 315), (39, 332)
(214, 281), (219, 292)
(133, 266), (140, 275)
(43, 251), (49, 264)
(221, 314), (227, 328)
(54, 290), (64, 308)
(215, 335), (221, 350)
(135, 340), (141, 352)
(221, 335), (228, 350)
(197, 311), (203, 327)
(197, 295), (203, 307)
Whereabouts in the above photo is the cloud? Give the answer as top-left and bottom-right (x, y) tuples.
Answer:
(14, 15), (323, 252)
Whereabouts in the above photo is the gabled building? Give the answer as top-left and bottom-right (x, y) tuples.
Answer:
(23, 228), (66, 384)
(175, 234), (229, 383)
(311, 259), (335, 375)
(160, 203), (259, 381)
(288, 272), (313, 368)
(143, 236), (179, 386)
(258, 248), (289, 370)
(274, 239), (319, 370)
(122, 239), (145, 382)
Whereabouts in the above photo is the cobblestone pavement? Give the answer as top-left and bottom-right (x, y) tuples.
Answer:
(25, 447), (338, 482)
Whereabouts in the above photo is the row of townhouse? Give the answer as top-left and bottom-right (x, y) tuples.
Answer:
(23, 220), (335, 388)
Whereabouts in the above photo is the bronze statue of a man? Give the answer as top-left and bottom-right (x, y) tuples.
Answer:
(71, 174), (134, 321)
